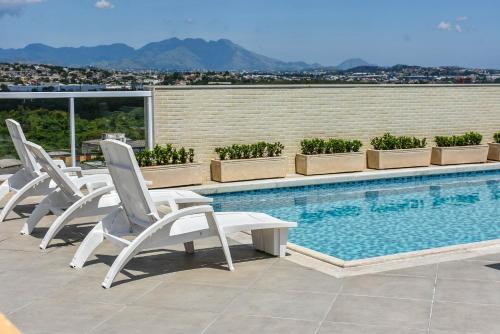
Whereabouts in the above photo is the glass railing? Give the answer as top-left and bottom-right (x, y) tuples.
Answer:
(0, 92), (152, 171)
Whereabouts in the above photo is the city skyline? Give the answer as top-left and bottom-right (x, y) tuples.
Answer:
(0, 0), (499, 68)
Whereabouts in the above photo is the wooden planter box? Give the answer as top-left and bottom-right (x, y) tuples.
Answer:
(367, 148), (431, 170)
(431, 145), (489, 165)
(295, 152), (365, 175)
(211, 157), (287, 182)
(488, 143), (500, 161)
(140, 163), (202, 189)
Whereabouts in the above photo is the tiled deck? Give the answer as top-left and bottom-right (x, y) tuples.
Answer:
(1, 205), (500, 334)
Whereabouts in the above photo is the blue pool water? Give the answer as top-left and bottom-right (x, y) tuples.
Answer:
(212, 170), (500, 260)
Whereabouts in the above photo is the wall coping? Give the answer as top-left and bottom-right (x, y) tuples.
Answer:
(148, 84), (500, 91)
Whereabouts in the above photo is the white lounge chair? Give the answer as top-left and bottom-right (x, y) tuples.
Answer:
(70, 140), (296, 288)
(0, 119), (80, 223)
(24, 141), (212, 250)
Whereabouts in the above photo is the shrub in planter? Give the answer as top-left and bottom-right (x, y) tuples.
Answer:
(371, 133), (427, 150)
(434, 132), (482, 147)
(488, 132), (500, 161)
(367, 133), (430, 169)
(300, 138), (362, 155)
(432, 132), (488, 165)
(135, 144), (201, 188)
(212, 142), (286, 182)
(296, 138), (364, 175)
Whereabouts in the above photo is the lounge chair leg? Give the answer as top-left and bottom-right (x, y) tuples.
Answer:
(102, 244), (143, 289)
(205, 212), (234, 271)
(183, 241), (195, 254)
(0, 174), (51, 223)
(39, 204), (82, 249)
(20, 202), (51, 235)
(0, 189), (26, 223)
(70, 222), (104, 268)
(251, 228), (289, 257)
(0, 181), (10, 204)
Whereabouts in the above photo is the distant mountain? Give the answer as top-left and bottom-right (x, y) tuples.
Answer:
(0, 38), (320, 72)
(336, 58), (375, 71)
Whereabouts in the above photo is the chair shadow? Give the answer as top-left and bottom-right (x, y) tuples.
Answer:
(485, 263), (500, 271)
(90, 244), (274, 287)
(29, 221), (97, 248)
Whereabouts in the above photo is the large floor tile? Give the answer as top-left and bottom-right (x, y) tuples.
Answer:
(438, 260), (500, 282)
(435, 278), (500, 305)
(430, 301), (500, 333)
(341, 274), (435, 300)
(0, 268), (79, 314)
(47, 274), (163, 306)
(318, 322), (427, 334)
(377, 264), (438, 278)
(226, 289), (335, 321)
(9, 299), (123, 334)
(204, 314), (318, 334)
(326, 295), (431, 329)
(136, 281), (242, 313)
(250, 264), (342, 293)
(169, 258), (274, 288)
(91, 305), (217, 334)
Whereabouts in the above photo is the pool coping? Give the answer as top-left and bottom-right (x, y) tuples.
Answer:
(183, 161), (500, 195)
(183, 162), (500, 273)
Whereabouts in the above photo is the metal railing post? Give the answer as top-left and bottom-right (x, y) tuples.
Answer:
(69, 97), (76, 167)
(145, 96), (154, 149)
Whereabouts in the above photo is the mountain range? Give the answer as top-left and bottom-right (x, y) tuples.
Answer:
(0, 38), (373, 72)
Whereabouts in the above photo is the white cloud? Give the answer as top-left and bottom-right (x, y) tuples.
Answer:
(437, 21), (452, 31)
(455, 24), (462, 33)
(95, 0), (114, 9)
(0, 0), (41, 17)
(456, 16), (468, 22)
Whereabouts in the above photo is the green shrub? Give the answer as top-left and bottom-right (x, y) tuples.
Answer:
(434, 132), (483, 147)
(371, 133), (427, 150)
(494, 132), (500, 143)
(300, 138), (362, 155)
(135, 144), (195, 167)
(215, 142), (284, 160)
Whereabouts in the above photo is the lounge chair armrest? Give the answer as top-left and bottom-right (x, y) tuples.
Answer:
(73, 174), (113, 192)
(142, 205), (215, 235)
(60, 167), (83, 177)
(52, 159), (67, 168)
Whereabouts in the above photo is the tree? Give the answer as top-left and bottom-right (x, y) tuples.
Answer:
(0, 84), (9, 92)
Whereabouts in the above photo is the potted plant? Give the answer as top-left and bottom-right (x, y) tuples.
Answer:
(367, 133), (430, 169)
(488, 132), (500, 161)
(296, 138), (364, 175)
(136, 144), (202, 188)
(431, 132), (489, 165)
(211, 142), (286, 182)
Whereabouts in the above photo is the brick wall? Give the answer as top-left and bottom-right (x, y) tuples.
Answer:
(151, 85), (500, 180)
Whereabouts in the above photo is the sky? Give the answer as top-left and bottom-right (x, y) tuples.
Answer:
(0, 0), (499, 68)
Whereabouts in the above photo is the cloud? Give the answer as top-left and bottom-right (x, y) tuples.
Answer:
(95, 0), (114, 9)
(184, 17), (194, 24)
(437, 21), (452, 31)
(455, 24), (462, 33)
(0, 0), (41, 17)
(456, 16), (468, 22)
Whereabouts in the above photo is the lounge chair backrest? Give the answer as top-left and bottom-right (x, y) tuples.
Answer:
(25, 141), (82, 198)
(5, 119), (39, 175)
(100, 139), (159, 226)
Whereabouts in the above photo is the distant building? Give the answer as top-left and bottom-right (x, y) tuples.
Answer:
(7, 83), (105, 92)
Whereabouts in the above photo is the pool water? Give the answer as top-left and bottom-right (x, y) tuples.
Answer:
(212, 170), (500, 260)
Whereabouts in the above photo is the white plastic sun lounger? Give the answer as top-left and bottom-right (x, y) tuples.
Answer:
(70, 139), (296, 288)
(0, 119), (80, 223)
(24, 141), (212, 250)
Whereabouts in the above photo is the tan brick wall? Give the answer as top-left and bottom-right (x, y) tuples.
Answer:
(151, 85), (500, 180)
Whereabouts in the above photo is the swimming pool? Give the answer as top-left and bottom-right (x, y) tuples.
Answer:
(211, 170), (500, 261)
